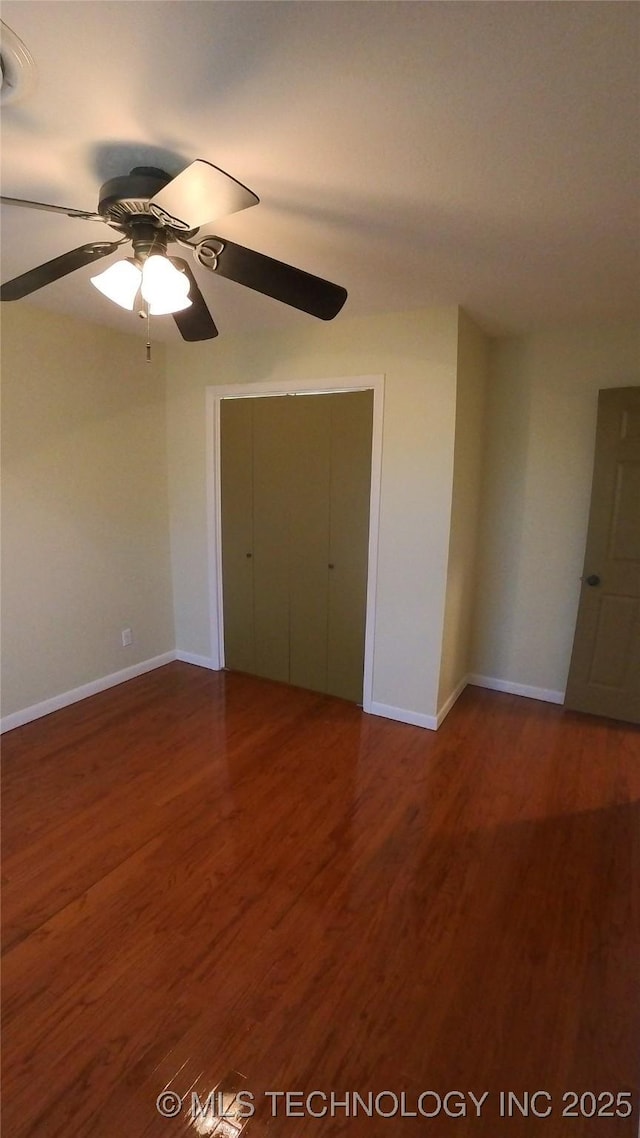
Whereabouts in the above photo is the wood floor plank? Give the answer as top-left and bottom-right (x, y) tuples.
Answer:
(1, 664), (638, 1136)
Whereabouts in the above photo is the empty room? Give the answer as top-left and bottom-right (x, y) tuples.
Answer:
(1, 3), (638, 1136)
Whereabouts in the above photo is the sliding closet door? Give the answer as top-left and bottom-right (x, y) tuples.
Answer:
(220, 398), (254, 674)
(220, 390), (373, 703)
(251, 397), (291, 683)
(287, 395), (332, 692)
(327, 391), (374, 702)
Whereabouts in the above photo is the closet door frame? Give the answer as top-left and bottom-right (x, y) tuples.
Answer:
(206, 374), (384, 713)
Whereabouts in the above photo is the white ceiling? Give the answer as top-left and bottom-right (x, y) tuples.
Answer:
(1, 0), (638, 343)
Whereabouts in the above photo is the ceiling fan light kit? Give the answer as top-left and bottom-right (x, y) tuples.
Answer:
(0, 159), (348, 344)
(91, 254), (192, 315)
(90, 259), (141, 311)
(141, 256), (191, 314)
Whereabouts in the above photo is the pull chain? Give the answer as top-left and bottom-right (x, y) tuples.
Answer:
(146, 302), (151, 362)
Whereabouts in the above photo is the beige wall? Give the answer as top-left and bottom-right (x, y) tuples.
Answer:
(5, 301), (634, 728)
(438, 310), (489, 711)
(1, 304), (174, 717)
(166, 307), (460, 720)
(471, 321), (640, 696)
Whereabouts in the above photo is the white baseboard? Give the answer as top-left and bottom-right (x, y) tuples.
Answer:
(436, 674), (470, 727)
(367, 671), (564, 733)
(0, 651), (177, 734)
(367, 700), (438, 731)
(175, 650), (219, 670)
(468, 673), (564, 705)
(368, 675), (470, 732)
(1, 660), (564, 737)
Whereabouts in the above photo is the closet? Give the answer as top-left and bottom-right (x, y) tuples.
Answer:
(220, 390), (373, 703)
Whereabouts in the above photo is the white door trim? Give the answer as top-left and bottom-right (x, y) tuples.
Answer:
(205, 374), (385, 713)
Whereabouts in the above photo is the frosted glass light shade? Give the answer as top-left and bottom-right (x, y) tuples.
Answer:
(141, 255), (191, 314)
(90, 259), (141, 310)
(147, 293), (192, 316)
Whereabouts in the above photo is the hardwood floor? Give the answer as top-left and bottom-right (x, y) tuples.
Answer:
(2, 663), (638, 1136)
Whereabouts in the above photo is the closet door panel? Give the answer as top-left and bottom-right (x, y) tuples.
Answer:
(252, 397), (291, 682)
(288, 395), (332, 693)
(220, 398), (255, 673)
(327, 390), (374, 702)
(221, 389), (373, 703)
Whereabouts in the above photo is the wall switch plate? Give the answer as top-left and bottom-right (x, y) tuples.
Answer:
(121, 628), (133, 647)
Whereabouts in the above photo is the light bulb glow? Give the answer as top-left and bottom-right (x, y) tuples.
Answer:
(90, 259), (142, 310)
(141, 255), (191, 314)
(147, 293), (192, 315)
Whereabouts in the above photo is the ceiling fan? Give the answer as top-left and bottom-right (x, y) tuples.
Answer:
(0, 160), (348, 341)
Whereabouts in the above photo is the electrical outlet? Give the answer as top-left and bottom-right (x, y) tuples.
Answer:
(121, 627), (133, 647)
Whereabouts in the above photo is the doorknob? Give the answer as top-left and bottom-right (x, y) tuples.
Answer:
(584, 574), (601, 587)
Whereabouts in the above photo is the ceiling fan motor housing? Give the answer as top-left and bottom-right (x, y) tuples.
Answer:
(97, 167), (172, 226)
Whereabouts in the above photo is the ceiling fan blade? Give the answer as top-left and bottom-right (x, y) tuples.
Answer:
(208, 238), (347, 320)
(0, 242), (121, 301)
(0, 195), (100, 220)
(170, 258), (218, 341)
(149, 160), (259, 232)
